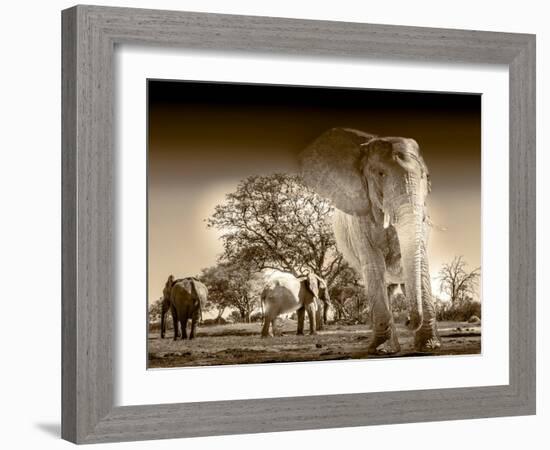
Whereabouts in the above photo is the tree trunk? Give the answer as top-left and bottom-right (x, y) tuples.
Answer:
(239, 309), (251, 323)
(216, 306), (226, 320)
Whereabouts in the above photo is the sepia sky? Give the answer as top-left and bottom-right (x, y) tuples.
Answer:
(148, 80), (481, 303)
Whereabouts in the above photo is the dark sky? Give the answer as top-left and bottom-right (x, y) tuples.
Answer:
(148, 80), (481, 303)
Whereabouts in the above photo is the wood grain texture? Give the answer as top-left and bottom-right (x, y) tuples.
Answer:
(61, 4), (536, 444)
(508, 37), (536, 409)
(61, 7), (77, 443)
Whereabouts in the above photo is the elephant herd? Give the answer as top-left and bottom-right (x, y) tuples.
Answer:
(159, 127), (440, 354)
(159, 272), (330, 340)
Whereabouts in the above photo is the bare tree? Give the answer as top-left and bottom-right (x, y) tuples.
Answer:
(438, 256), (481, 305)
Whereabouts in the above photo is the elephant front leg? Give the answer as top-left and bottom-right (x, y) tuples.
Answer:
(272, 318), (282, 336)
(315, 301), (323, 331)
(414, 310), (440, 352)
(160, 301), (167, 339)
(414, 257), (441, 352)
(368, 290), (398, 354)
(365, 265), (400, 355)
(296, 307), (305, 335)
(305, 303), (317, 335)
(261, 314), (273, 338)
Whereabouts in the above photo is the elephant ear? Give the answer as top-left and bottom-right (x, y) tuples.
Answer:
(305, 273), (319, 298)
(299, 127), (375, 215)
(163, 275), (175, 298)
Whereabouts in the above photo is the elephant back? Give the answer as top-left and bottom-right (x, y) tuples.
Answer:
(171, 279), (194, 301)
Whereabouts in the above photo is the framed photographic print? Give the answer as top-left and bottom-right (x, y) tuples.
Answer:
(146, 80), (482, 367)
(62, 5), (536, 444)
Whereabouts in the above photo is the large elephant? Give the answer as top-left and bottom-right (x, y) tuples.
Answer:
(299, 127), (440, 354)
(160, 275), (208, 340)
(260, 274), (330, 337)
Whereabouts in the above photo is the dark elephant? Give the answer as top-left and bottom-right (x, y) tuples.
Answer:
(160, 275), (208, 340)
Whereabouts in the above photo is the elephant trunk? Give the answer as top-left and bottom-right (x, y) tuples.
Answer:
(391, 187), (426, 332)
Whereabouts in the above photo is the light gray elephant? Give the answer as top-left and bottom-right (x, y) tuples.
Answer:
(300, 127), (440, 354)
(161, 275), (208, 340)
(260, 274), (330, 337)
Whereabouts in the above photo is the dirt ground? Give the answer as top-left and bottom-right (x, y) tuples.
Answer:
(148, 319), (481, 368)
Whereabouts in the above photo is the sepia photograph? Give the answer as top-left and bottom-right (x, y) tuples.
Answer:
(147, 79), (482, 368)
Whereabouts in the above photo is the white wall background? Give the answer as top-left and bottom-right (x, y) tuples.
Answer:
(0, 1), (545, 449)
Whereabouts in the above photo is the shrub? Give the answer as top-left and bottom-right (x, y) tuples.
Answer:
(436, 298), (481, 322)
(392, 310), (409, 324)
(149, 321), (161, 332)
(249, 311), (264, 323)
(228, 310), (243, 323)
(148, 297), (174, 332)
(202, 317), (228, 326)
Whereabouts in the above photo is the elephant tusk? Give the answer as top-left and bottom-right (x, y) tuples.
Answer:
(425, 216), (447, 232)
(383, 211), (390, 229)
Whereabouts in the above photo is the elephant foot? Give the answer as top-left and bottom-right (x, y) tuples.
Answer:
(367, 332), (400, 355)
(296, 331), (304, 336)
(309, 331), (317, 336)
(414, 325), (441, 352)
(377, 340), (401, 355)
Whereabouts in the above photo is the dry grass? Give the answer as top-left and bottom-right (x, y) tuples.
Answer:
(148, 320), (480, 368)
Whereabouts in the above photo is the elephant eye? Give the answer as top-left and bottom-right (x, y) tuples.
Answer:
(378, 171), (385, 177)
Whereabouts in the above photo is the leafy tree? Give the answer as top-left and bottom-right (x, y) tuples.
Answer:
(207, 174), (348, 284)
(341, 286), (371, 324)
(327, 265), (360, 321)
(148, 297), (164, 323)
(391, 292), (408, 313)
(249, 311), (264, 323)
(228, 310), (244, 323)
(438, 256), (481, 305)
(200, 262), (263, 323)
(148, 297), (173, 330)
(199, 266), (234, 320)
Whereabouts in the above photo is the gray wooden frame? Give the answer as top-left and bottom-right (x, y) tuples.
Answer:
(62, 4), (536, 444)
